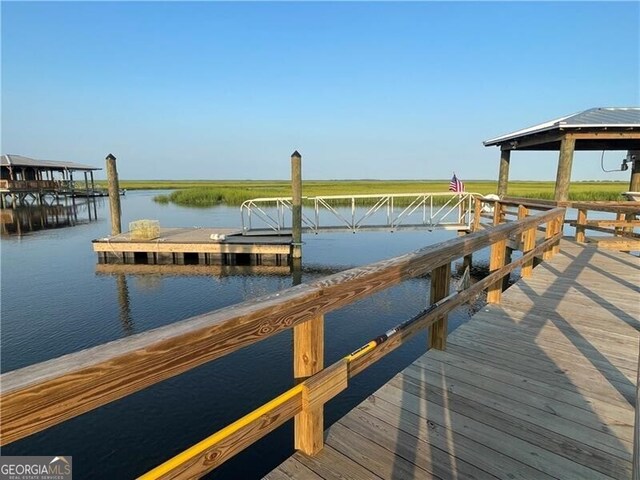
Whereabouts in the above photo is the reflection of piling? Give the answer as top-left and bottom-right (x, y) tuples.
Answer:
(291, 259), (302, 286)
(291, 151), (302, 259)
(115, 273), (134, 335)
(106, 153), (122, 235)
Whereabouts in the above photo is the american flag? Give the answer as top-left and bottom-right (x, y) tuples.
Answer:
(449, 173), (464, 192)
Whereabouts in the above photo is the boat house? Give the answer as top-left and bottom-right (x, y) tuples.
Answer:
(1, 154), (101, 206)
(483, 107), (640, 200)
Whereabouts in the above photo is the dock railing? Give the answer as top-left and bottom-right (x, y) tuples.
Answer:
(0, 203), (567, 479)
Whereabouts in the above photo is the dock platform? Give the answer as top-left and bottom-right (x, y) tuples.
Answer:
(266, 240), (639, 480)
(92, 227), (292, 266)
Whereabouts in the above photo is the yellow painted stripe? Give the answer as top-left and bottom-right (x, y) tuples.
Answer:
(139, 384), (304, 480)
(344, 341), (376, 362)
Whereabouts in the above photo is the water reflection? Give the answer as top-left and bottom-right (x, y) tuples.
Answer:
(0, 198), (100, 235)
(115, 273), (134, 336)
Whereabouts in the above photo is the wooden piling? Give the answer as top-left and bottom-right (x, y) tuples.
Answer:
(294, 314), (324, 454)
(629, 150), (640, 193)
(105, 153), (122, 235)
(291, 151), (302, 259)
(497, 149), (511, 197)
(554, 134), (575, 202)
(428, 262), (451, 350)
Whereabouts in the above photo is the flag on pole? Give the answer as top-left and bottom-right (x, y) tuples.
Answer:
(449, 173), (464, 192)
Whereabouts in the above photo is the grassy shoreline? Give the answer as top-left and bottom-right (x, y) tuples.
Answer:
(96, 180), (630, 207)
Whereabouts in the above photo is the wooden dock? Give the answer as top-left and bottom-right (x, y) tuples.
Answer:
(92, 227), (292, 266)
(3, 202), (638, 479)
(266, 239), (639, 480)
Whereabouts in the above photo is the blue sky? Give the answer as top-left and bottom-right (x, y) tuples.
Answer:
(2, 2), (638, 181)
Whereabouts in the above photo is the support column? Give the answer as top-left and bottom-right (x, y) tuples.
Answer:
(497, 149), (511, 197)
(554, 134), (575, 202)
(106, 153), (122, 235)
(291, 150), (302, 260)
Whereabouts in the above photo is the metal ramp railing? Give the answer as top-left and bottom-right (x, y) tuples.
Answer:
(240, 192), (479, 235)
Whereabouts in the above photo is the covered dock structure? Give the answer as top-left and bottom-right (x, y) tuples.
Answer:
(1, 154), (102, 207)
(483, 107), (640, 201)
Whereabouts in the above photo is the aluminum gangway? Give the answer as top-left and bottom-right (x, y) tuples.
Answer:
(240, 192), (479, 235)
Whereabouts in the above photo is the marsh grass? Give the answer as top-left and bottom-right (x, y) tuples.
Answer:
(93, 180), (628, 207)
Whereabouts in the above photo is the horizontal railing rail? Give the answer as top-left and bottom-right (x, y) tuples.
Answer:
(0, 204), (566, 479)
(0, 180), (72, 191)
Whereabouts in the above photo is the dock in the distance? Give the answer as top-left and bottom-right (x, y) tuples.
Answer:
(92, 227), (292, 266)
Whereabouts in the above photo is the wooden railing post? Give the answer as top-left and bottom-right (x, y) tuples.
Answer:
(543, 218), (556, 260)
(575, 209), (587, 243)
(472, 196), (482, 232)
(428, 263), (451, 350)
(493, 201), (503, 226)
(294, 314), (324, 455)
(517, 205), (528, 227)
(615, 212), (625, 236)
(487, 238), (507, 304)
(552, 214), (564, 255)
(518, 205), (535, 278)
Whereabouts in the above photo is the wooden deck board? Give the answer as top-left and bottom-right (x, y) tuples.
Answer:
(266, 240), (639, 479)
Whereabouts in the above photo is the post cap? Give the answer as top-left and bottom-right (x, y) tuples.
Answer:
(106, 153), (117, 161)
(291, 150), (301, 159)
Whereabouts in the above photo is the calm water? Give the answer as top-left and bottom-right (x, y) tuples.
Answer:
(1, 191), (491, 479)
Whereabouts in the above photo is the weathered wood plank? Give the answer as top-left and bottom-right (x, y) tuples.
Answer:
(293, 445), (385, 480)
(376, 382), (614, 480)
(421, 349), (634, 422)
(338, 405), (499, 480)
(381, 372), (631, 479)
(353, 394), (552, 480)
(407, 360), (634, 447)
(325, 422), (438, 479)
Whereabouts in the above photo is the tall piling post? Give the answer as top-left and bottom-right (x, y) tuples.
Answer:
(628, 150), (640, 193)
(291, 150), (302, 260)
(625, 150), (640, 234)
(105, 153), (122, 236)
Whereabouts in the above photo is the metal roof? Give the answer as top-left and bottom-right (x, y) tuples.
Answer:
(1, 154), (101, 171)
(484, 107), (640, 146)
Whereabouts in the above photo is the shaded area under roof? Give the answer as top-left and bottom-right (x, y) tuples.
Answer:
(483, 107), (640, 151)
(1, 154), (101, 171)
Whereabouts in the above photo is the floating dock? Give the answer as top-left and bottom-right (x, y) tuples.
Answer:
(92, 228), (292, 266)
